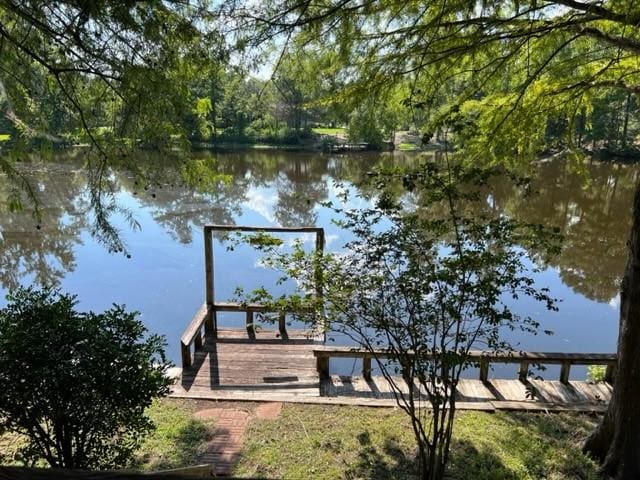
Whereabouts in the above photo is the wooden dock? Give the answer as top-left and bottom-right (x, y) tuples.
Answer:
(171, 225), (616, 412)
(171, 325), (614, 411)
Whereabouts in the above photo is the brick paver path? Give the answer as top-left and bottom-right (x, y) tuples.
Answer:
(194, 403), (282, 476)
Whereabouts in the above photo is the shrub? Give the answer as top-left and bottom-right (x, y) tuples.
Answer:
(587, 365), (607, 383)
(0, 286), (172, 469)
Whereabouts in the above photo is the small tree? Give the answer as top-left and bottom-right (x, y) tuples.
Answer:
(235, 160), (561, 480)
(0, 287), (172, 469)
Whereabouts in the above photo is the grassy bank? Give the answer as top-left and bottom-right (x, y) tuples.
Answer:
(234, 404), (600, 480)
(0, 399), (601, 479)
(0, 399), (215, 471)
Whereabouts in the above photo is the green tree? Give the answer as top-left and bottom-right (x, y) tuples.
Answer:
(242, 2), (640, 476)
(234, 161), (559, 480)
(0, 1), (226, 252)
(0, 286), (171, 469)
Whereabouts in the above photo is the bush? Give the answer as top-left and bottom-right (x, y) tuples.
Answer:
(0, 286), (172, 469)
(587, 365), (607, 383)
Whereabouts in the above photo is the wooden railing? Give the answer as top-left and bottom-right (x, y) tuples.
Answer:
(181, 300), (322, 368)
(203, 224), (325, 334)
(312, 346), (617, 384)
(180, 303), (213, 368)
(178, 224), (326, 367)
(213, 301), (305, 340)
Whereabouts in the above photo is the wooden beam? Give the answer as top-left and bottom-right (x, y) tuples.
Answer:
(0, 465), (259, 479)
(180, 304), (210, 347)
(317, 356), (330, 381)
(312, 347), (616, 365)
(213, 302), (313, 313)
(246, 311), (256, 340)
(362, 355), (372, 380)
(204, 225), (323, 234)
(278, 312), (288, 340)
(181, 342), (192, 369)
(518, 361), (529, 383)
(479, 358), (489, 382)
(204, 228), (213, 307)
(559, 361), (572, 384)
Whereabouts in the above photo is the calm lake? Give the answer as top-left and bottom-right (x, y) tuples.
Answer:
(0, 150), (634, 369)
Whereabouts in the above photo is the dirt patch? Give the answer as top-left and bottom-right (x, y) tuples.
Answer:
(255, 402), (283, 420)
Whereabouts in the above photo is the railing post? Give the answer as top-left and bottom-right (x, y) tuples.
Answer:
(518, 361), (529, 382)
(204, 305), (215, 336)
(194, 328), (202, 350)
(479, 358), (489, 382)
(278, 311), (288, 340)
(559, 361), (571, 384)
(204, 227), (216, 337)
(246, 311), (256, 339)
(314, 229), (326, 342)
(181, 342), (192, 369)
(317, 355), (330, 381)
(363, 355), (372, 380)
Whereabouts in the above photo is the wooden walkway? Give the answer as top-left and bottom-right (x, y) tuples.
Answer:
(174, 328), (319, 399)
(170, 327), (613, 412)
(171, 225), (616, 412)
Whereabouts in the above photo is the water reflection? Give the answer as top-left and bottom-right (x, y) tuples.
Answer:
(0, 150), (634, 357)
(504, 160), (636, 303)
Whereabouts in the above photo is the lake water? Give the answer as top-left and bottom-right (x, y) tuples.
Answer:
(0, 150), (634, 372)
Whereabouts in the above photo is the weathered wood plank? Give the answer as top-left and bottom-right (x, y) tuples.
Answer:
(204, 229), (213, 308)
(204, 225), (323, 234)
(180, 304), (210, 347)
(0, 465), (226, 479)
(312, 346), (616, 364)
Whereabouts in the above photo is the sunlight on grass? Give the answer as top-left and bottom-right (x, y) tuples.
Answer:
(312, 127), (346, 136)
(398, 142), (419, 151)
(235, 405), (600, 480)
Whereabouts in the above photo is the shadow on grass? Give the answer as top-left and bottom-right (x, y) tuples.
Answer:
(343, 431), (417, 479)
(447, 439), (519, 480)
(131, 417), (211, 471)
(343, 412), (599, 480)
(343, 431), (520, 480)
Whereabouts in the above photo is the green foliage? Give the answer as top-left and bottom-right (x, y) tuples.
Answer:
(347, 103), (385, 147)
(234, 159), (561, 479)
(587, 365), (607, 383)
(235, 404), (599, 480)
(0, 286), (172, 469)
(247, 233), (285, 248)
(245, 1), (640, 161)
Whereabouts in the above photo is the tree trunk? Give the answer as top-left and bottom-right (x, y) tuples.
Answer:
(584, 179), (640, 479)
(623, 93), (631, 149)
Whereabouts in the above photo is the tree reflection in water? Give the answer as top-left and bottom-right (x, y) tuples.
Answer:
(0, 151), (635, 310)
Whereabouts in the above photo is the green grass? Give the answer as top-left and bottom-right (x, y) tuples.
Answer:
(398, 142), (420, 151)
(312, 127), (346, 136)
(0, 400), (601, 478)
(234, 405), (600, 480)
(0, 399), (214, 471)
(131, 399), (214, 471)
(0, 134), (10, 142)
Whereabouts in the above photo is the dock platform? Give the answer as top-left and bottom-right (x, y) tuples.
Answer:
(171, 225), (616, 413)
(170, 327), (613, 412)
